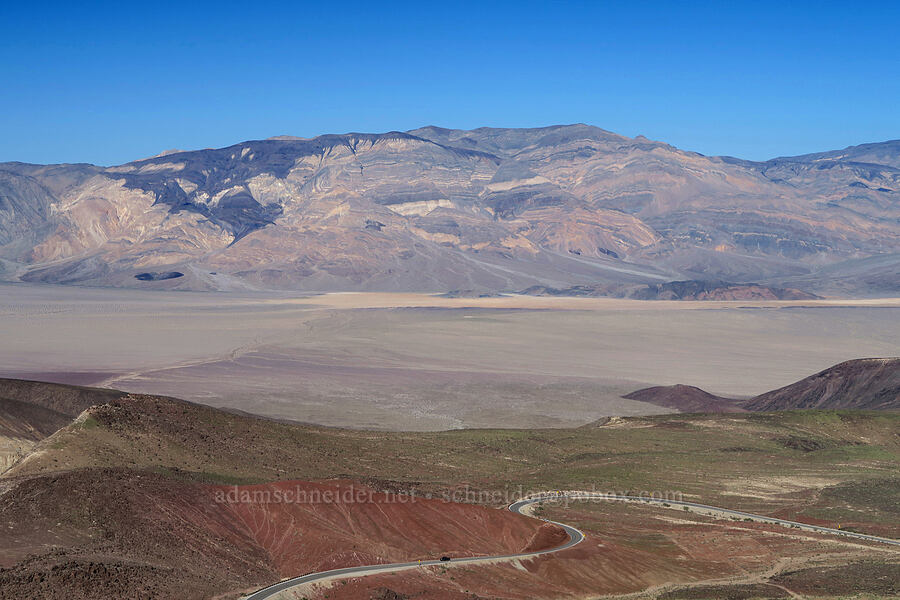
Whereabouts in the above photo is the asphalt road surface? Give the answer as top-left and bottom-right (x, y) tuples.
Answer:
(243, 492), (898, 598)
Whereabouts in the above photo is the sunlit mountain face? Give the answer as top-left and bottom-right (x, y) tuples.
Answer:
(1, 125), (897, 296)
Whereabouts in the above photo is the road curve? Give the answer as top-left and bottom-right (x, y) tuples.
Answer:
(243, 492), (898, 599)
(242, 496), (584, 599)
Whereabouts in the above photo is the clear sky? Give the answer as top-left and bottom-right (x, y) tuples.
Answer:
(2, 1), (898, 165)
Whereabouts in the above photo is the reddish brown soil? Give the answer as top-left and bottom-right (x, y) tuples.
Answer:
(211, 479), (547, 576)
(521, 523), (569, 553)
(0, 470), (546, 599)
(303, 501), (886, 600)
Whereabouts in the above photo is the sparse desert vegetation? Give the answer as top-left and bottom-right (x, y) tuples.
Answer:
(2, 369), (897, 599)
(3, 390), (898, 598)
(7, 393), (899, 534)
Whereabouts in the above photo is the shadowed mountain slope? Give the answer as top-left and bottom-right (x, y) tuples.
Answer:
(0, 379), (126, 472)
(0, 397), (71, 441)
(0, 378), (125, 418)
(741, 358), (900, 411)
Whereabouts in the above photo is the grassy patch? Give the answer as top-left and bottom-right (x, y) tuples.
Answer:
(658, 583), (789, 599)
(148, 466), (264, 485)
(820, 478), (900, 516)
(771, 560), (900, 596)
(79, 416), (99, 429)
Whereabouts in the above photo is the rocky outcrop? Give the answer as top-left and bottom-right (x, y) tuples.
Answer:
(0, 436), (34, 473)
(629, 280), (820, 300)
(521, 522), (569, 552)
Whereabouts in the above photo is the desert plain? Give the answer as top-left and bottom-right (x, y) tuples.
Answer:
(2, 283), (897, 430)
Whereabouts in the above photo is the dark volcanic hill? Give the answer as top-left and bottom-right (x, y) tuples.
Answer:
(623, 358), (900, 413)
(741, 358), (900, 411)
(1, 125), (898, 294)
(622, 384), (746, 413)
(622, 358), (900, 413)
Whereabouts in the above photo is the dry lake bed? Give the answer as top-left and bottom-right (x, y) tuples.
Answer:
(1, 283), (898, 430)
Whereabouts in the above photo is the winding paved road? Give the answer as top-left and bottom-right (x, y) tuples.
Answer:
(243, 492), (898, 599)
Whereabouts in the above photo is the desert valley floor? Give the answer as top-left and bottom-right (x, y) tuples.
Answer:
(1, 283), (897, 430)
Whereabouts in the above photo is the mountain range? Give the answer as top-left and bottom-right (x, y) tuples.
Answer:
(1, 125), (898, 295)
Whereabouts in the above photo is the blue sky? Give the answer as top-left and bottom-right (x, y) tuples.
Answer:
(1, 1), (898, 165)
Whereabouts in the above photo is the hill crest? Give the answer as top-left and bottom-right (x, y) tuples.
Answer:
(740, 358), (900, 411)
